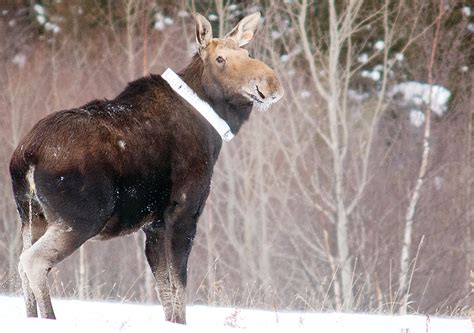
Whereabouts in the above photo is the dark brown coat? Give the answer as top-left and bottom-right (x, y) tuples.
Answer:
(10, 12), (283, 324)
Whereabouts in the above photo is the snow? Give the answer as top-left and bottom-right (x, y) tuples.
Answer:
(357, 53), (368, 64)
(390, 81), (451, 116)
(373, 64), (384, 72)
(409, 109), (425, 127)
(395, 52), (404, 62)
(44, 22), (60, 33)
(361, 69), (381, 81)
(33, 4), (60, 33)
(280, 54), (289, 62)
(300, 91), (310, 99)
(0, 296), (470, 333)
(12, 53), (27, 67)
(374, 40), (385, 51)
(348, 89), (369, 102)
(164, 17), (174, 25)
(208, 14), (218, 21)
(36, 15), (46, 25)
(462, 6), (471, 17)
(33, 4), (45, 16)
(177, 10), (189, 18)
(154, 13), (173, 31)
(154, 21), (165, 31)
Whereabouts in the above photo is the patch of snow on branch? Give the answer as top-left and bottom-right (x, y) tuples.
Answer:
(361, 69), (381, 81)
(409, 109), (425, 128)
(357, 53), (368, 64)
(348, 89), (369, 102)
(374, 40), (385, 51)
(390, 81), (451, 116)
(300, 91), (311, 99)
(462, 6), (471, 17)
(44, 22), (60, 33)
(395, 53), (404, 62)
(154, 13), (173, 31)
(177, 10), (189, 18)
(12, 53), (27, 67)
(207, 14), (218, 21)
(33, 4), (60, 33)
(154, 20), (165, 31)
(36, 15), (46, 25)
(33, 4), (45, 15)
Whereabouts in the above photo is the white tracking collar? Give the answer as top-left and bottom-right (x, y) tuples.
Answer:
(161, 68), (234, 142)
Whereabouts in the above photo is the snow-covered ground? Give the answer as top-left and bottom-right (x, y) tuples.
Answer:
(0, 296), (470, 333)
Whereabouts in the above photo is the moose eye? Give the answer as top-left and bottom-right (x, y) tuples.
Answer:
(216, 56), (225, 64)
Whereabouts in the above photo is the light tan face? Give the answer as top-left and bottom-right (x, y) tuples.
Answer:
(195, 13), (283, 111)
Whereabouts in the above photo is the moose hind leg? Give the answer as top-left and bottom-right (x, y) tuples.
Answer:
(18, 212), (48, 317)
(19, 224), (90, 319)
(18, 262), (37, 317)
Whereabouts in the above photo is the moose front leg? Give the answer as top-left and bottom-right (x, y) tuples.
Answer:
(144, 209), (198, 324)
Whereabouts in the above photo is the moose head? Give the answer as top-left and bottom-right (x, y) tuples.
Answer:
(194, 12), (283, 112)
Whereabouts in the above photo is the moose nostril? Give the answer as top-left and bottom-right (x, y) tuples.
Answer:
(256, 86), (266, 99)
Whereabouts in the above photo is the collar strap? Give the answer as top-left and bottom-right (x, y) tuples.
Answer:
(161, 68), (234, 142)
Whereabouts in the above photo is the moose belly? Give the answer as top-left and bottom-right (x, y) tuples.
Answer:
(94, 212), (158, 240)
(94, 181), (170, 240)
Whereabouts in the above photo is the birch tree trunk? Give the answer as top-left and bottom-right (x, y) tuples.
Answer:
(398, 1), (445, 314)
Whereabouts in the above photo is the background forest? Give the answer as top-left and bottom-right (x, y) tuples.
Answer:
(0, 0), (472, 316)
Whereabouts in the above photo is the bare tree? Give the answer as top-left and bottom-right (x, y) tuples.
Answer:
(398, 1), (446, 314)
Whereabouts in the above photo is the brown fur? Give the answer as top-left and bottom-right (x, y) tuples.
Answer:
(10, 12), (283, 324)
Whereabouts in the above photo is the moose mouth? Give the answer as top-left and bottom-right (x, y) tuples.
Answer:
(248, 85), (267, 104)
(248, 94), (272, 112)
(248, 93), (264, 104)
(244, 85), (275, 112)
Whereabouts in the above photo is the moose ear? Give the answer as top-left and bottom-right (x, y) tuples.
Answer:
(195, 13), (213, 50)
(225, 12), (261, 47)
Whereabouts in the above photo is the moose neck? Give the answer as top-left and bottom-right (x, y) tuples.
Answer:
(178, 55), (253, 136)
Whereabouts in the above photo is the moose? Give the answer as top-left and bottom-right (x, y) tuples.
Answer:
(9, 12), (283, 324)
